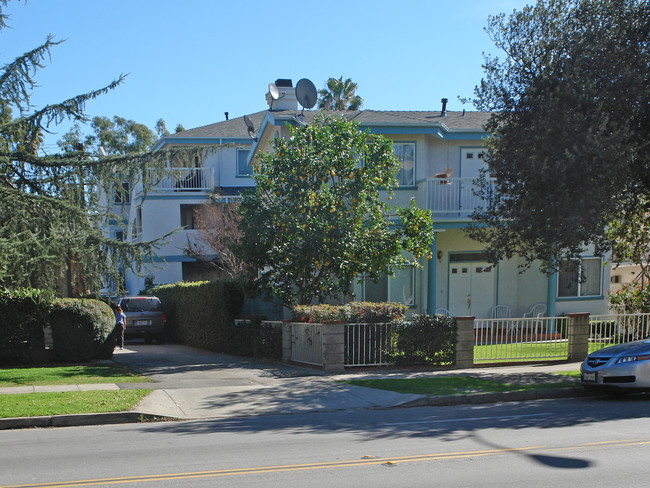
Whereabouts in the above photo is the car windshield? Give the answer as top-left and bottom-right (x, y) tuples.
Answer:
(121, 298), (162, 313)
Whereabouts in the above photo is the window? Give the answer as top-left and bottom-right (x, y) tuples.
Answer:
(180, 204), (202, 230)
(557, 257), (602, 298)
(114, 182), (130, 204)
(393, 143), (415, 187)
(237, 149), (252, 176)
(115, 230), (124, 241)
(363, 266), (415, 306)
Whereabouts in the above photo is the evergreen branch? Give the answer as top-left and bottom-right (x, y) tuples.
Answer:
(0, 75), (127, 148)
(0, 35), (62, 113)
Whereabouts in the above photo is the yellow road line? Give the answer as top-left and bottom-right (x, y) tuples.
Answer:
(3, 439), (649, 488)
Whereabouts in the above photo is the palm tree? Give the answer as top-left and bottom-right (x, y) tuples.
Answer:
(317, 77), (364, 111)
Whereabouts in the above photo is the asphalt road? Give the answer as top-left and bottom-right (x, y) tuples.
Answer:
(2, 396), (650, 487)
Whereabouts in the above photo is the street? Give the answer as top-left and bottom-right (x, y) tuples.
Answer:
(2, 396), (650, 487)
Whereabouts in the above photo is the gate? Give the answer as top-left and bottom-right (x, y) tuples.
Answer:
(290, 323), (323, 366)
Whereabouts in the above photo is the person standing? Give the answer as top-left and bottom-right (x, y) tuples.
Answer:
(115, 306), (126, 350)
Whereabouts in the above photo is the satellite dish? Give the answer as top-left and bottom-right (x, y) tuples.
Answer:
(268, 82), (280, 100)
(243, 114), (257, 141)
(295, 78), (317, 112)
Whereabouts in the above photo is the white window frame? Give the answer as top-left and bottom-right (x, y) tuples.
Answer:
(361, 265), (416, 307)
(557, 257), (603, 298)
(393, 142), (416, 187)
(237, 149), (252, 177)
(114, 182), (130, 204)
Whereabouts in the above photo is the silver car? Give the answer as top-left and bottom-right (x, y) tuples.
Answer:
(118, 296), (166, 343)
(581, 339), (650, 391)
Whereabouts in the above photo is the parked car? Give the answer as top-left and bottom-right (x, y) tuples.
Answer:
(580, 339), (650, 391)
(118, 296), (166, 343)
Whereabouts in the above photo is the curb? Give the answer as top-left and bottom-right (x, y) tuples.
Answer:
(0, 412), (178, 431)
(397, 387), (597, 408)
(0, 388), (596, 430)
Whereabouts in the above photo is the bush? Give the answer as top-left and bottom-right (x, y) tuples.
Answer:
(153, 280), (245, 351)
(0, 288), (53, 365)
(389, 314), (456, 366)
(608, 284), (650, 314)
(228, 318), (282, 359)
(49, 298), (116, 362)
(293, 301), (408, 324)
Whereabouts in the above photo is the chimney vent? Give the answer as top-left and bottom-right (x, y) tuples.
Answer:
(224, 112), (229, 121)
(441, 98), (448, 116)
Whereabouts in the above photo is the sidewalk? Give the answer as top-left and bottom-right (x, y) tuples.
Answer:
(0, 344), (593, 430)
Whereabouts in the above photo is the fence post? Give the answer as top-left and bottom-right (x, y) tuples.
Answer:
(281, 321), (292, 364)
(455, 316), (475, 369)
(321, 323), (345, 374)
(567, 313), (590, 361)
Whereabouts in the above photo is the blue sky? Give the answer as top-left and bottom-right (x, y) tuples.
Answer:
(2, 0), (530, 152)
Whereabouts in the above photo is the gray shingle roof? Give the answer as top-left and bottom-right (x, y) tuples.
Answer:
(161, 108), (492, 143)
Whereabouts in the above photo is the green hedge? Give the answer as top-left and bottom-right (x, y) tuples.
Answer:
(0, 288), (53, 365)
(389, 314), (457, 366)
(49, 298), (116, 362)
(229, 318), (282, 360)
(293, 302), (408, 323)
(153, 280), (245, 352)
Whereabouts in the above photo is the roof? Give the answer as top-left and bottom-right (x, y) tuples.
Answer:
(156, 108), (492, 148)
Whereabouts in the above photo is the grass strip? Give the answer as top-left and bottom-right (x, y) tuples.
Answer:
(0, 365), (150, 387)
(0, 389), (151, 418)
(341, 374), (580, 396)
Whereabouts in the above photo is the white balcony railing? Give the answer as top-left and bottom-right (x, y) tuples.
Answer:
(424, 177), (495, 218)
(148, 168), (214, 192)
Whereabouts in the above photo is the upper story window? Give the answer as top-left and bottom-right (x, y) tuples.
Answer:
(557, 257), (602, 298)
(180, 204), (202, 230)
(114, 182), (130, 204)
(393, 143), (415, 187)
(237, 149), (252, 177)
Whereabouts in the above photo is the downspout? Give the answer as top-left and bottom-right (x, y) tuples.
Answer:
(427, 237), (437, 314)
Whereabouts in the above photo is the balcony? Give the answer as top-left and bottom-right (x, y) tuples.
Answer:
(147, 168), (214, 192)
(423, 177), (495, 219)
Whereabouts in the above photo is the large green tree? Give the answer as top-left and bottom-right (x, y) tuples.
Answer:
(0, 1), (189, 294)
(317, 77), (364, 111)
(465, 0), (650, 274)
(238, 114), (433, 306)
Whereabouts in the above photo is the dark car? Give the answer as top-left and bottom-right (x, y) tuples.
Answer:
(118, 296), (166, 343)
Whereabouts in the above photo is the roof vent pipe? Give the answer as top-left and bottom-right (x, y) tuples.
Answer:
(441, 98), (448, 116)
(224, 112), (229, 121)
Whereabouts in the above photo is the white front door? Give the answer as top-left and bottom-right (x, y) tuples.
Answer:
(449, 262), (496, 318)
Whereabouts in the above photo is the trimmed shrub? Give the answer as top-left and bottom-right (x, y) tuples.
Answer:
(389, 314), (457, 366)
(153, 280), (245, 352)
(49, 298), (116, 362)
(0, 288), (53, 365)
(293, 301), (408, 324)
(229, 318), (282, 359)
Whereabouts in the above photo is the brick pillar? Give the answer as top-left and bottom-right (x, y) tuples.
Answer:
(321, 323), (345, 374)
(455, 316), (475, 369)
(568, 312), (590, 361)
(282, 321), (292, 364)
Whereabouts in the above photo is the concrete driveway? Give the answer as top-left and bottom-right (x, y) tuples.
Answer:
(110, 343), (418, 419)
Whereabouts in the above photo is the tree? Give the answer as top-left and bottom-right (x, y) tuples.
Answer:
(237, 114), (433, 306)
(184, 192), (247, 279)
(0, 2), (190, 294)
(464, 0), (650, 274)
(317, 77), (364, 111)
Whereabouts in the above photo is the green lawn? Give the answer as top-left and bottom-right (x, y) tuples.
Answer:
(474, 342), (569, 362)
(342, 373), (580, 396)
(0, 390), (151, 418)
(0, 364), (150, 387)
(473, 340), (616, 363)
